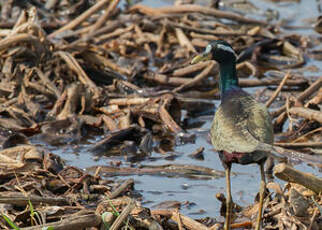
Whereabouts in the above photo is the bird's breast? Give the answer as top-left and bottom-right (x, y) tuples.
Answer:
(220, 151), (244, 163)
(220, 151), (267, 165)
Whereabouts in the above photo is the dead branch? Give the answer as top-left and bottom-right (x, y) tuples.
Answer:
(272, 78), (322, 118)
(173, 61), (215, 92)
(107, 179), (134, 199)
(0, 33), (39, 50)
(48, 0), (111, 38)
(151, 209), (210, 230)
(266, 72), (291, 107)
(0, 193), (69, 206)
(109, 199), (136, 230)
(274, 163), (322, 194)
(20, 213), (101, 230)
(89, 0), (120, 33)
(275, 142), (322, 148)
(130, 4), (267, 25)
(57, 51), (99, 98)
(288, 107), (322, 123)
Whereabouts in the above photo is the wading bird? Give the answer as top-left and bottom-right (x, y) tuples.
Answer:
(191, 40), (274, 230)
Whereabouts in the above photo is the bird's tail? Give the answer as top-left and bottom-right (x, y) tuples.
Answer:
(256, 142), (322, 164)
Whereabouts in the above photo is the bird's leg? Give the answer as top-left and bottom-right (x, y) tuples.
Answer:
(265, 156), (274, 182)
(255, 162), (266, 230)
(224, 164), (232, 230)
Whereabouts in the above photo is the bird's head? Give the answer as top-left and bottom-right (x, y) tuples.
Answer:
(191, 40), (237, 65)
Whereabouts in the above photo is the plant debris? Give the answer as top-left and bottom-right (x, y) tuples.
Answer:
(0, 0), (321, 229)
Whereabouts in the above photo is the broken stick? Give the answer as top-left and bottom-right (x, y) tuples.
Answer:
(274, 163), (322, 194)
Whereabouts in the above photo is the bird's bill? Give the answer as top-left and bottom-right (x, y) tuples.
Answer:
(190, 52), (212, 64)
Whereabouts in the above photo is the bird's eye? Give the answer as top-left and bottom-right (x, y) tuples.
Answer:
(205, 44), (212, 53)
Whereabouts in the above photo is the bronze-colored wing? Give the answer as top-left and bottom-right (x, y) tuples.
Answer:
(211, 92), (273, 154)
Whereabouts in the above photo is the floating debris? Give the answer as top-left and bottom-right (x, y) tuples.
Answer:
(0, 0), (321, 229)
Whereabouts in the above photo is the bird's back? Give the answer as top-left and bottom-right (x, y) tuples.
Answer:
(211, 87), (274, 164)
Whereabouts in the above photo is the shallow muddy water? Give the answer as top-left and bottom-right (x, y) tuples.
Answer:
(31, 0), (322, 219)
